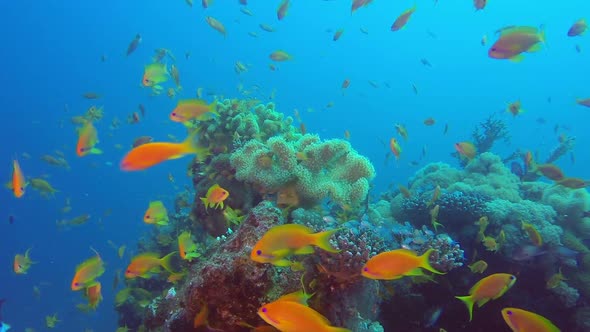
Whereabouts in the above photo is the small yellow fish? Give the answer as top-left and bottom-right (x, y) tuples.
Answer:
(178, 231), (200, 261)
(521, 221), (543, 246)
(468, 260), (488, 274)
(143, 201), (169, 225)
(46, 313), (60, 328)
(546, 268), (567, 289)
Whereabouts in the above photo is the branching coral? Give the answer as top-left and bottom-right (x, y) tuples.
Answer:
(471, 114), (510, 153)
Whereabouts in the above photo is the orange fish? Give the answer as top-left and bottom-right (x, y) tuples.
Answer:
(120, 130), (207, 171)
(361, 248), (443, 280)
(12, 159), (26, 198)
(258, 300), (351, 332)
(270, 50), (292, 61)
(125, 252), (176, 279)
(556, 177), (587, 189)
(488, 26), (545, 61)
(277, 0), (290, 20)
(455, 273), (516, 321)
(200, 184), (229, 210)
(206, 16), (226, 36)
(502, 307), (560, 332)
(535, 163), (564, 181)
(71, 250), (105, 291)
(390, 138), (402, 160)
(391, 5), (416, 31)
(76, 121), (102, 157)
(170, 99), (218, 123)
(85, 281), (103, 309)
(521, 221), (543, 247)
(454, 142), (476, 160)
(193, 302), (210, 329)
(251, 224), (339, 268)
(506, 100), (525, 116)
(14, 248), (35, 274)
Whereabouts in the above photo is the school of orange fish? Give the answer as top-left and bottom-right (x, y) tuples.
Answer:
(8, 0), (590, 331)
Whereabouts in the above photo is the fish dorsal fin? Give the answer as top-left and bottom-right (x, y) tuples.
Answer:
(395, 248), (418, 256)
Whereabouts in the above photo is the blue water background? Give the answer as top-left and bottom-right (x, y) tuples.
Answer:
(1, 0), (589, 330)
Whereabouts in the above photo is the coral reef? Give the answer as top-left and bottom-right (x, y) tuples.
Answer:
(471, 114), (510, 154)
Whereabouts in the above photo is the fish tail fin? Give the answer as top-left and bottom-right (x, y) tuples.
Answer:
(539, 24), (548, 49)
(160, 251), (177, 273)
(209, 101), (220, 117)
(455, 295), (475, 321)
(327, 328), (352, 332)
(181, 129), (201, 154)
(419, 248), (445, 275)
(313, 228), (341, 253)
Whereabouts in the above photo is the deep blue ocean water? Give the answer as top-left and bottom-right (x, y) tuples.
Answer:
(1, 0), (589, 330)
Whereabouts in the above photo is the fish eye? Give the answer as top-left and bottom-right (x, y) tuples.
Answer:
(145, 215), (150, 218)
(506, 310), (512, 315)
(256, 250), (262, 256)
(363, 267), (368, 272)
(509, 275), (515, 280)
(172, 112), (176, 116)
(261, 307), (267, 313)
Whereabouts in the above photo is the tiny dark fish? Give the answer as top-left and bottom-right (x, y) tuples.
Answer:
(424, 307), (443, 328)
(536, 117), (546, 124)
(132, 136), (153, 148)
(510, 162), (524, 179)
(420, 58), (432, 67)
(512, 244), (547, 261)
(138, 104), (146, 117)
(575, 44), (581, 53)
(0, 298), (5, 321)
(126, 34), (142, 56)
(443, 123), (449, 135)
(547, 97), (552, 103)
(8, 215), (14, 224)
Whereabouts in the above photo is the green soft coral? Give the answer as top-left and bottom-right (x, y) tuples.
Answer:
(485, 199), (562, 246)
(542, 185), (590, 238)
(448, 152), (521, 203)
(230, 134), (375, 208)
